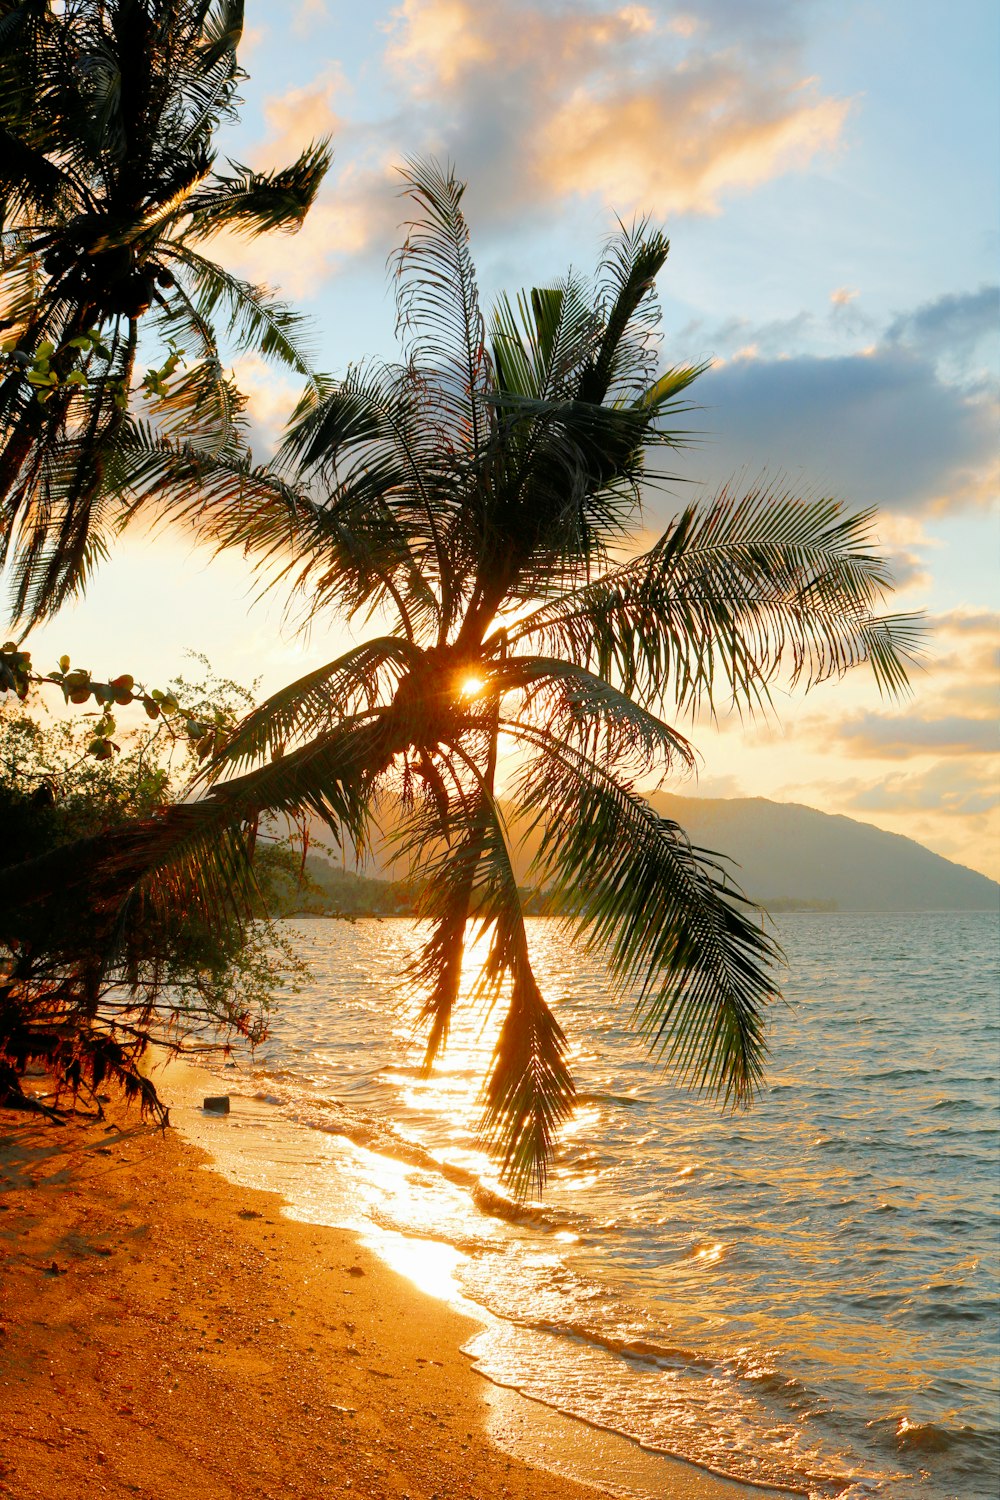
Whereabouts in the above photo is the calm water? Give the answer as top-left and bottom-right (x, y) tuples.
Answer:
(182, 912), (999, 1499)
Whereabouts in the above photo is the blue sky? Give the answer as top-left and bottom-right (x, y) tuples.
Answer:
(26, 0), (999, 876)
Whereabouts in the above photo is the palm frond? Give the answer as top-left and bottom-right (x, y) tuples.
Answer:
(496, 654), (695, 778)
(513, 728), (779, 1109)
(198, 0), (245, 69)
(166, 243), (318, 378)
(148, 281), (246, 452)
(397, 757), (575, 1197)
(3, 321), (138, 624)
(479, 954), (576, 1199)
(491, 281), (600, 403)
(0, 129), (76, 222)
(186, 140), (332, 239)
(578, 218), (669, 404)
(197, 637), (416, 780)
(277, 359), (470, 627)
(507, 485), (927, 712)
(393, 157), (494, 469)
(21, 711), (402, 985)
(118, 416), (439, 637)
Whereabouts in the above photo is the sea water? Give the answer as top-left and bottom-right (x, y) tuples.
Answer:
(176, 911), (999, 1499)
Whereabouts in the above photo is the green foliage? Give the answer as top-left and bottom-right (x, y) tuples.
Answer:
(0, 640), (242, 762)
(0, 660), (304, 1121)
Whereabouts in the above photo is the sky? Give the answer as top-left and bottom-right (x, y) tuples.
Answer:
(22, 0), (1000, 879)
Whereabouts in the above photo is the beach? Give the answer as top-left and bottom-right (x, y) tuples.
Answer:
(0, 1092), (781, 1500)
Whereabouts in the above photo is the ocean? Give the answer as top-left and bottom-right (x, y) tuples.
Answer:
(169, 911), (999, 1500)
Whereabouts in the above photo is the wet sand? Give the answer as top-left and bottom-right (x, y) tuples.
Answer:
(0, 1091), (794, 1500)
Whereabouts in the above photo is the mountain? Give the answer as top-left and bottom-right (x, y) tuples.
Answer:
(637, 794), (998, 913)
(334, 795), (997, 914)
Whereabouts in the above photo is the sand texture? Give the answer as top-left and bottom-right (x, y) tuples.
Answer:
(0, 1095), (792, 1500)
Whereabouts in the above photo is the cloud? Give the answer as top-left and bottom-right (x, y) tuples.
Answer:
(230, 355), (304, 461)
(202, 68), (398, 297)
(830, 287), (858, 308)
(294, 0), (327, 35)
(209, 1), (852, 303)
(538, 63), (847, 217)
(682, 771), (746, 798)
(256, 73), (344, 167)
(885, 286), (999, 372)
(832, 712), (996, 759)
(385, 0), (500, 90)
(839, 761), (996, 819)
(208, 188), (387, 300)
(673, 289), (999, 519)
(931, 609), (1000, 638)
(383, 0), (849, 218)
(670, 339), (997, 515)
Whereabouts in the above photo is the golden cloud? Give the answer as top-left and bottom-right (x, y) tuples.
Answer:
(386, 0), (658, 93)
(256, 73), (345, 170)
(830, 286), (858, 307)
(204, 190), (380, 300)
(539, 76), (848, 216)
(385, 0), (849, 216)
(385, 0), (494, 90)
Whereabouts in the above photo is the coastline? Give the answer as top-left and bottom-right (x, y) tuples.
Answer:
(0, 1086), (798, 1500)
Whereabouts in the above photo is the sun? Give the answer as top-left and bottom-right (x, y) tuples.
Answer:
(457, 671), (487, 700)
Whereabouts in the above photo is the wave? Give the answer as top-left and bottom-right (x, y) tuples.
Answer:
(867, 1412), (1000, 1469)
(249, 1073), (589, 1233)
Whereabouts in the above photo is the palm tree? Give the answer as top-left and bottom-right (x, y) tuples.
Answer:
(0, 0), (329, 623)
(18, 160), (923, 1194)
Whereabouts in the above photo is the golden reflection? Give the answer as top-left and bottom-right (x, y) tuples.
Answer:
(344, 1143), (474, 1299)
(392, 919), (599, 1200)
(365, 1225), (467, 1302)
(695, 1242), (726, 1264)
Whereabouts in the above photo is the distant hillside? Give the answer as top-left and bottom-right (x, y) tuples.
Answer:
(334, 794), (997, 915)
(639, 795), (998, 913)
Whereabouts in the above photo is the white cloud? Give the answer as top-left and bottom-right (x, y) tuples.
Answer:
(294, 0), (328, 36)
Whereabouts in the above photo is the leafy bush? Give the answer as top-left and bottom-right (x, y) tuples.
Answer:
(0, 657), (303, 1120)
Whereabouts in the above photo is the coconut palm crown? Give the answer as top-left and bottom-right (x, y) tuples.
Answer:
(95, 159), (922, 1194)
(0, 0), (330, 624)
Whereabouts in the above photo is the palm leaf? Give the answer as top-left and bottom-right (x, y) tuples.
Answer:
(396, 756), (575, 1197)
(185, 141), (332, 239)
(196, 637), (416, 780)
(496, 654), (695, 777)
(507, 486), (926, 712)
(393, 157), (494, 469)
(166, 243), (319, 379)
(512, 728), (779, 1109)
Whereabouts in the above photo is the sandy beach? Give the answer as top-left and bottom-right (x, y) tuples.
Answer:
(0, 1089), (794, 1500)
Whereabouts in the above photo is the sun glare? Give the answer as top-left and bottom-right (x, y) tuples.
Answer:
(458, 672), (486, 700)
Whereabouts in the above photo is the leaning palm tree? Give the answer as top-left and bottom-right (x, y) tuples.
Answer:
(0, 0), (329, 623)
(30, 160), (923, 1194)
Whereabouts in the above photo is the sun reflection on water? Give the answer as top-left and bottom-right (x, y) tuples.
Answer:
(236, 911), (1000, 1500)
(362, 1225), (468, 1303)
